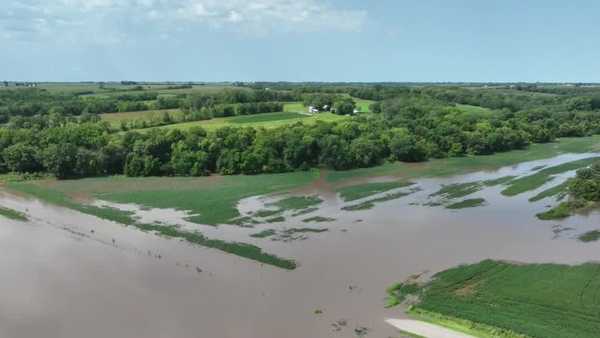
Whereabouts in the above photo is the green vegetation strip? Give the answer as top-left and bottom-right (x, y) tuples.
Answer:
(431, 182), (482, 199)
(302, 216), (336, 223)
(502, 157), (600, 196)
(398, 260), (600, 338)
(0, 206), (28, 221)
(6, 181), (296, 270)
(529, 181), (570, 202)
(385, 282), (420, 308)
(269, 195), (323, 211)
(483, 175), (516, 186)
(337, 181), (413, 202)
(250, 227), (327, 239)
(578, 230), (600, 243)
(536, 200), (590, 220)
(250, 229), (276, 238)
(446, 198), (486, 209)
(342, 189), (416, 211)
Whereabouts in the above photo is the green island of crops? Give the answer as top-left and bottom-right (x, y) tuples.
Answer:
(0, 206), (28, 221)
(446, 198), (486, 209)
(536, 199), (592, 220)
(430, 177), (514, 202)
(393, 260), (600, 338)
(501, 157), (600, 197)
(337, 181), (413, 202)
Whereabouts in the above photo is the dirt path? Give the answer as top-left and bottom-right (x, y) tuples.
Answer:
(386, 318), (475, 338)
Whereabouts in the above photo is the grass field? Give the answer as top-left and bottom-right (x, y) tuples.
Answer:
(100, 109), (184, 126)
(337, 181), (413, 202)
(326, 136), (600, 183)
(455, 104), (495, 118)
(401, 260), (600, 338)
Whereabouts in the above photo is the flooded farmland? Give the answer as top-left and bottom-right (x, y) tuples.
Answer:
(2, 153), (600, 338)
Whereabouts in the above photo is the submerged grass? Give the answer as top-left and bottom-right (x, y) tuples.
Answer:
(337, 181), (413, 202)
(578, 230), (600, 243)
(5, 181), (297, 269)
(302, 216), (336, 223)
(446, 198), (486, 209)
(502, 157), (600, 196)
(254, 209), (281, 218)
(403, 259), (600, 338)
(0, 206), (27, 221)
(342, 202), (374, 211)
(341, 189), (417, 211)
(529, 181), (570, 202)
(8, 171), (319, 226)
(431, 182), (482, 200)
(536, 200), (590, 220)
(250, 229), (276, 238)
(483, 175), (516, 186)
(265, 216), (285, 223)
(269, 195), (323, 211)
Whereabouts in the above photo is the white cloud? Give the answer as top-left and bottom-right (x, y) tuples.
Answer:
(0, 0), (367, 43)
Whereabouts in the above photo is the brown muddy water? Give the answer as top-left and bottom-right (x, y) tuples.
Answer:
(2, 153), (600, 338)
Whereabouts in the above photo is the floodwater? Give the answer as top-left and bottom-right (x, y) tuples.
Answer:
(2, 153), (600, 338)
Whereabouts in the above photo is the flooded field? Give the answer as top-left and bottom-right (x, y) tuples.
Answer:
(2, 152), (600, 338)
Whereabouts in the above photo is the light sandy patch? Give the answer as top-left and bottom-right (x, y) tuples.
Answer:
(386, 318), (475, 338)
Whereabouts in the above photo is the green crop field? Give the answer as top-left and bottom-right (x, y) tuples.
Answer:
(446, 198), (486, 209)
(100, 109), (184, 126)
(401, 260), (600, 338)
(156, 111), (347, 131)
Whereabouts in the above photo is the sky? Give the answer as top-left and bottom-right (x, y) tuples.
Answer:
(2, 0), (600, 82)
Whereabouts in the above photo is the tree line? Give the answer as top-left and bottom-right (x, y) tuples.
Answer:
(3, 86), (600, 179)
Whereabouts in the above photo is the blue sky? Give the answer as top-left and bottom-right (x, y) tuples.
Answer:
(2, 0), (599, 82)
